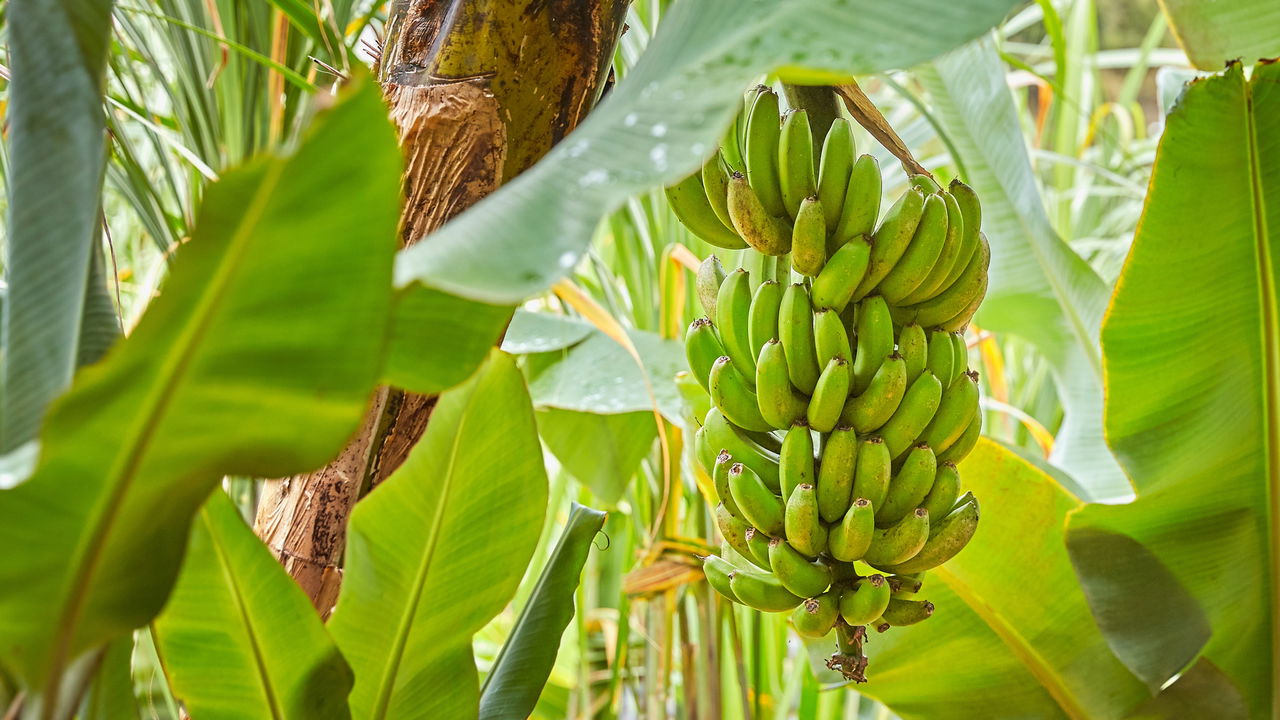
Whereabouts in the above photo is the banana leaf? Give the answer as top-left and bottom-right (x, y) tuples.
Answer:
(1066, 60), (1280, 716)
(1159, 0), (1280, 70)
(383, 286), (514, 394)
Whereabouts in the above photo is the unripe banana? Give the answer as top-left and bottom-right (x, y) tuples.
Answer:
(949, 332), (969, 384)
(875, 443), (937, 527)
(816, 426), (859, 523)
(779, 421), (816, 499)
(716, 503), (768, 571)
(701, 554), (742, 603)
(716, 268), (756, 378)
(862, 508), (930, 566)
(727, 173), (791, 256)
(880, 597), (934, 626)
(702, 153), (737, 232)
(807, 358), (851, 433)
(877, 192), (948, 304)
(920, 462), (961, 522)
(908, 173), (942, 194)
(676, 370), (711, 423)
(713, 449), (744, 518)
(745, 527), (774, 569)
(876, 493), (979, 574)
(685, 318), (725, 392)
(743, 88), (786, 217)
(886, 574), (924, 595)
(851, 436), (891, 510)
(694, 424), (713, 476)
(841, 352), (906, 433)
(839, 575), (891, 626)
(702, 408), (781, 491)
(817, 119), (855, 230)
(728, 462), (785, 537)
(938, 265), (989, 332)
(710, 356), (773, 432)
(831, 154), (882, 252)
(850, 186), (926, 300)
(784, 483), (828, 557)
(852, 295), (894, 395)
(925, 329), (954, 390)
(779, 109), (817, 218)
(768, 537), (833, 598)
(791, 589), (841, 638)
(828, 497), (875, 562)
(779, 283), (822, 394)
(897, 323), (928, 386)
(748, 280), (783, 364)
(665, 170), (748, 249)
(936, 411), (981, 465)
(696, 254), (727, 319)
(921, 370), (979, 453)
(900, 190), (966, 305)
(901, 232), (990, 329)
(879, 371), (943, 459)
(791, 196), (827, 276)
(729, 568), (803, 612)
(721, 121), (746, 177)
(942, 179), (983, 292)
(756, 339), (808, 429)
(813, 308), (853, 369)
(810, 236), (872, 313)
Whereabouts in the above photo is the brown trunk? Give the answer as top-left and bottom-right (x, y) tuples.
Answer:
(254, 0), (628, 614)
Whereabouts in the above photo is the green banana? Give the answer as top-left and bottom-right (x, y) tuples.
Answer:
(949, 331), (969, 384)
(721, 120), (746, 177)
(938, 265), (988, 332)
(779, 109), (817, 218)
(728, 462), (785, 536)
(748, 279), (783, 364)
(881, 598), (934, 626)
(791, 196), (827, 276)
(831, 154), (882, 251)
(876, 192), (948, 304)
(936, 409), (981, 465)
(665, 170), (748, 249)
(729, 567), (803, 612)
(921, 370), (979, 454)
(897, 323), (928, 386)
(702, 153), (737, 232)
(877, 493), (980, 574)
(901, 232), (990, 329)
(887, 574), (924, 595)
(694, 424), (712, 476)
(920, 462), (961, 522)
(816, 426), (859, 522)
(900, 189), (965, 305)
(676, 370), (711, 425)
(727, 172), (791, 256)
(702, 408), (781, 491)
(779, 420), (816, 499)
(716, 503), (768, 570)
(925, 330), (954, 391)
(863, 508), (930, 566)
(768, 537), (832, 598)
(813, 308), (853, 368)
(784, 483), (828, 557)
(716, 268), (756, 378)
(942, 179), (983, 292)
(908, 173), (942, 194)
(816, 118), (854, 230)
(851, 295), (894, 394)
(743, 87), (787, 217)
(839, 575), (891, 626)
(810, 236), (872, 313)
(828, 497), (875, 562)
(851, 436), (891, 510)
(710, 356), (773, 432)
(841, 352), (906, 433)
(684, 318), (725, 391)
(791, 589), (841, 638)
(702, 554), (742, 603)
(713, 449), (744, 517)
(696, 254), (726, 318)
(875, 443), (937, 527)
(850, 186), (926, 300)
(807, 357), (851, 433)
(756, 339), (808, 429)
(879, 371), (943, 459)
(745, 527), (774, 568)
(779, 283), (822, 394)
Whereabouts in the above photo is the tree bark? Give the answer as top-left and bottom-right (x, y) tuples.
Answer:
(254, 0), (628, 615)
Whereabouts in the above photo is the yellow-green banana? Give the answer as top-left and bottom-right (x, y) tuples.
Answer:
(807, 358), (851, 433)
(785, 483), (828, 558)
(908, 173), (942, 194)
(817, 118), (854, 230)
(710, 356), (772, 432)
(877, 493), (979, 574)
(713, 449), (744, 517)
(851, 186), (926, 300)
(791, 589), (840, 638)
(814, 308), (853, 368)
(942, 179), (983, 291)
(745, 527), (774, 568)
(831, 154), (882, 252)
(852, 295), (894, 394)
(685, 318), (725, 391)
(839, 575), (891, 626)
(875, 443), (936, 527)
(702, 153), (736, 232)
(702, 408), (781, 491)
(880, 597), (934, 626)
(921, 370), (979, 454)
(936, 411), (981, 465)
(697, 254), (726, 318)
(729, 567), (803, 612)
(716, 268), (756, 378)
(791, 196), (827, 276)
(828, 497), (875, 562)
(810, 236), (872, 313)
(743, 87), (787, 217)
(756, 339), (808, 429)
(841, 352), (906, 433)
(887, 574), (924, 595)
(901, 231), (989, 329)
(920, 462), (961, 522)
(768, 538), (832, 598)
(727, 172), (791, 256)
(702, 554), (742, 602)
(665, 170), (748, 249)
(729, 462), (785, 536)
(925, 330), (954, 390)
(851, 436), (891, 510)
(897, 323), (928, 386)
(900, 190), (965, 305)
(716, 503), (768, 570)
(877, 192), (948, 304)
(779, 109), (817, 218)
(779, 283), (821, 393)
(780, 421), (815, 499)
(938, 265), (988, 332)
(949, 332), (969, 385)
(863, 508), (930, 566)
(816, 426), (858, 522)
(879, 371), (943, 459)
(748, 279), (783, 363)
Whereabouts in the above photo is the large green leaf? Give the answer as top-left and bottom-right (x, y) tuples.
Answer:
(0, 75), (401, 693)
(328, 351), (549, 720)
(536, 409), (655, 506)
(153, 491), (352, 720)
(383, 287), (514, 395)
(1066, 61), (1280, 715)
(1, 0), (121, 450)
(478, 502), (607, 720)
(1160, 0), (1280, 71)
(526, 329), (685, 421)
(915, 37), (1128, 500)
(392, 0), (1021, 304)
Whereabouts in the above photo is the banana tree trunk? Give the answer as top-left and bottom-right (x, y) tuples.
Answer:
(254, 0), (627, 614)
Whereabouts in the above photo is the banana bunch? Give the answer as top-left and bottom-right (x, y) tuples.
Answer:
(675, 86), (989, 683)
